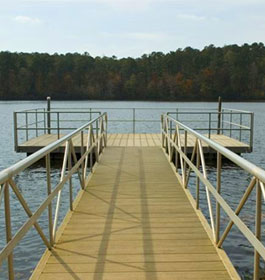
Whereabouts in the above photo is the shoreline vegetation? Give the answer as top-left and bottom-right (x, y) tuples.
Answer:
(1, 43), (265, 101)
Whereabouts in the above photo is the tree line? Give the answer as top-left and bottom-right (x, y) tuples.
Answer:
(0, 43), (265, 101)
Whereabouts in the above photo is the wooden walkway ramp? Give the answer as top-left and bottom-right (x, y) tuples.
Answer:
(32, 147), (235, 280)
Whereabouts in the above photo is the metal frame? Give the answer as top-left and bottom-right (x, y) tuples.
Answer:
(0, 113), (107, 280)
(161, 114), (263, 280)
(13, 107), (254, 152)
(167, 109), (254, 151)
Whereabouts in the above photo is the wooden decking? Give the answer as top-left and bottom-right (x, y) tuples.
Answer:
(31, 147), (237, 280)
(18, 133), (250, 154)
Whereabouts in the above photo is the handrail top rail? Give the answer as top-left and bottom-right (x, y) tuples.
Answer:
(14, 106), (252, 115)
(222, 107), (253, 114)
(166, 111), (251, 115)
(15, 110), (102, 114)
(0, 113), (107, 185)
(163, 114), (264, 183)
(15, 107), (218, 113)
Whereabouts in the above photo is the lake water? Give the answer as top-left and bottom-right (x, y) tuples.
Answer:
(0, 100), (265, 279)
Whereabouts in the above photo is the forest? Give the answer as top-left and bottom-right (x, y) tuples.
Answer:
(0, 43), (265, 101)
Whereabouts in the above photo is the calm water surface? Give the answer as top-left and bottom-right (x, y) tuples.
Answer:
(0, 100), (265, 279)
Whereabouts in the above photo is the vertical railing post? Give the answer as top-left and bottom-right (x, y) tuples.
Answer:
(239, 113), (242, 141)
(81, 131), (85, 189)
(208, 113), (211, 139)
(170, 117), (172, 139)
(216, 152), (222, 243)
(221, 109), (224, 134)
(68, 147), (73, 211)
(4, 182), (14, 280)
(47, 96), (51, 134)
(217, 96), (222, 135)
(44, 108), (46, 134)
(96, 119), (98, 140)
(254, 180), (262, 280)
(250, 112), (254, 152)
(175, 124), (179, 171)
(196, 142), (200, 209)
(184, 131), (187, 187)
(229, 110), (232, 137)
(57, 112), (60, 139)
(45, 154), (54, 246)
(133, 108), (136, 134)
(35, 109), (38, 137)
(13, 112), (18, 152)
(25, 112), (28, 141)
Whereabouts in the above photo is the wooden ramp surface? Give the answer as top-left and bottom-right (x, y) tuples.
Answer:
(32, 147), (234, 280)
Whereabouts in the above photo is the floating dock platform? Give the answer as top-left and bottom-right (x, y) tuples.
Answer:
(17, 133), (250, 155)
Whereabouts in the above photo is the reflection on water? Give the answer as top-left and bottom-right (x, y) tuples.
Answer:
(0, 100), (265, 279)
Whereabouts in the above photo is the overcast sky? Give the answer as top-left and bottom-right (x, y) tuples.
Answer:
(0, 0), (265, 57)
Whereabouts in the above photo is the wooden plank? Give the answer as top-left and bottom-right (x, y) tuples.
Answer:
(31, 147), (237, 280)
(39, 271), (231, 280)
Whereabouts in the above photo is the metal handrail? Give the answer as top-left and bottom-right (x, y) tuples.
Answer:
(0, 113), (108, 279)
(161, 114), (263, 279)
(4, 113), (105, 183)
(164, 115), (263, 182)
(13, 107), (254, 154)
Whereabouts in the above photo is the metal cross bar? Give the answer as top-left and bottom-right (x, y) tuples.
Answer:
(53, 140), (70, 240)
(8, 179), (51, 250)
(198, 139), (216, 240)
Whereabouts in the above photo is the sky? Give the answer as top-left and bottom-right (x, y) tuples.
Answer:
(0, 0), (265, 58)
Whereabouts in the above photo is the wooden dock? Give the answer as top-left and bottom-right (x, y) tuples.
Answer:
(31, 146), (238, 280)
(17, 133), (250, 154)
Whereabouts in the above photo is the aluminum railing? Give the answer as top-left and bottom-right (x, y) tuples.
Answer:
(14, 107), (254, 152)
(167, 108), (254, 151)
(13, 109), (102, 151)
(0, 113), (108, 280)
(161, 114), (263, 280)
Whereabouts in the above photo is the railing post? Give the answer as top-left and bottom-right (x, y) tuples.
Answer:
(13, 112), (18, 152)
(68, 147), (73, 211)
(47, 96), (51, 134)
(217, 96), (222, 135)
(229, 110), (232, 137)
(254, 180), (262, 280)
(184, 131), (187, 187)
(161, 115), (164, 148)
(81, 131), (85, 189)
(44, 108), (46, 134)
(196, 142), (200, 209)
(208, 113), (211, 139)
(4, 182), (14, 280)
(216, 152), (222, 243)
(45, 154), (54, 247)
(239, 113), (242, 141)
(250, 112), (254, 152)
(175, 124), (179, 171)
(57, 112), (60, 139)
(25, 112), (28, 141)
(35, 109), (38, 137)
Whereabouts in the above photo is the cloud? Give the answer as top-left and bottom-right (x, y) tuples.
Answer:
(13, 16), (41, 24)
